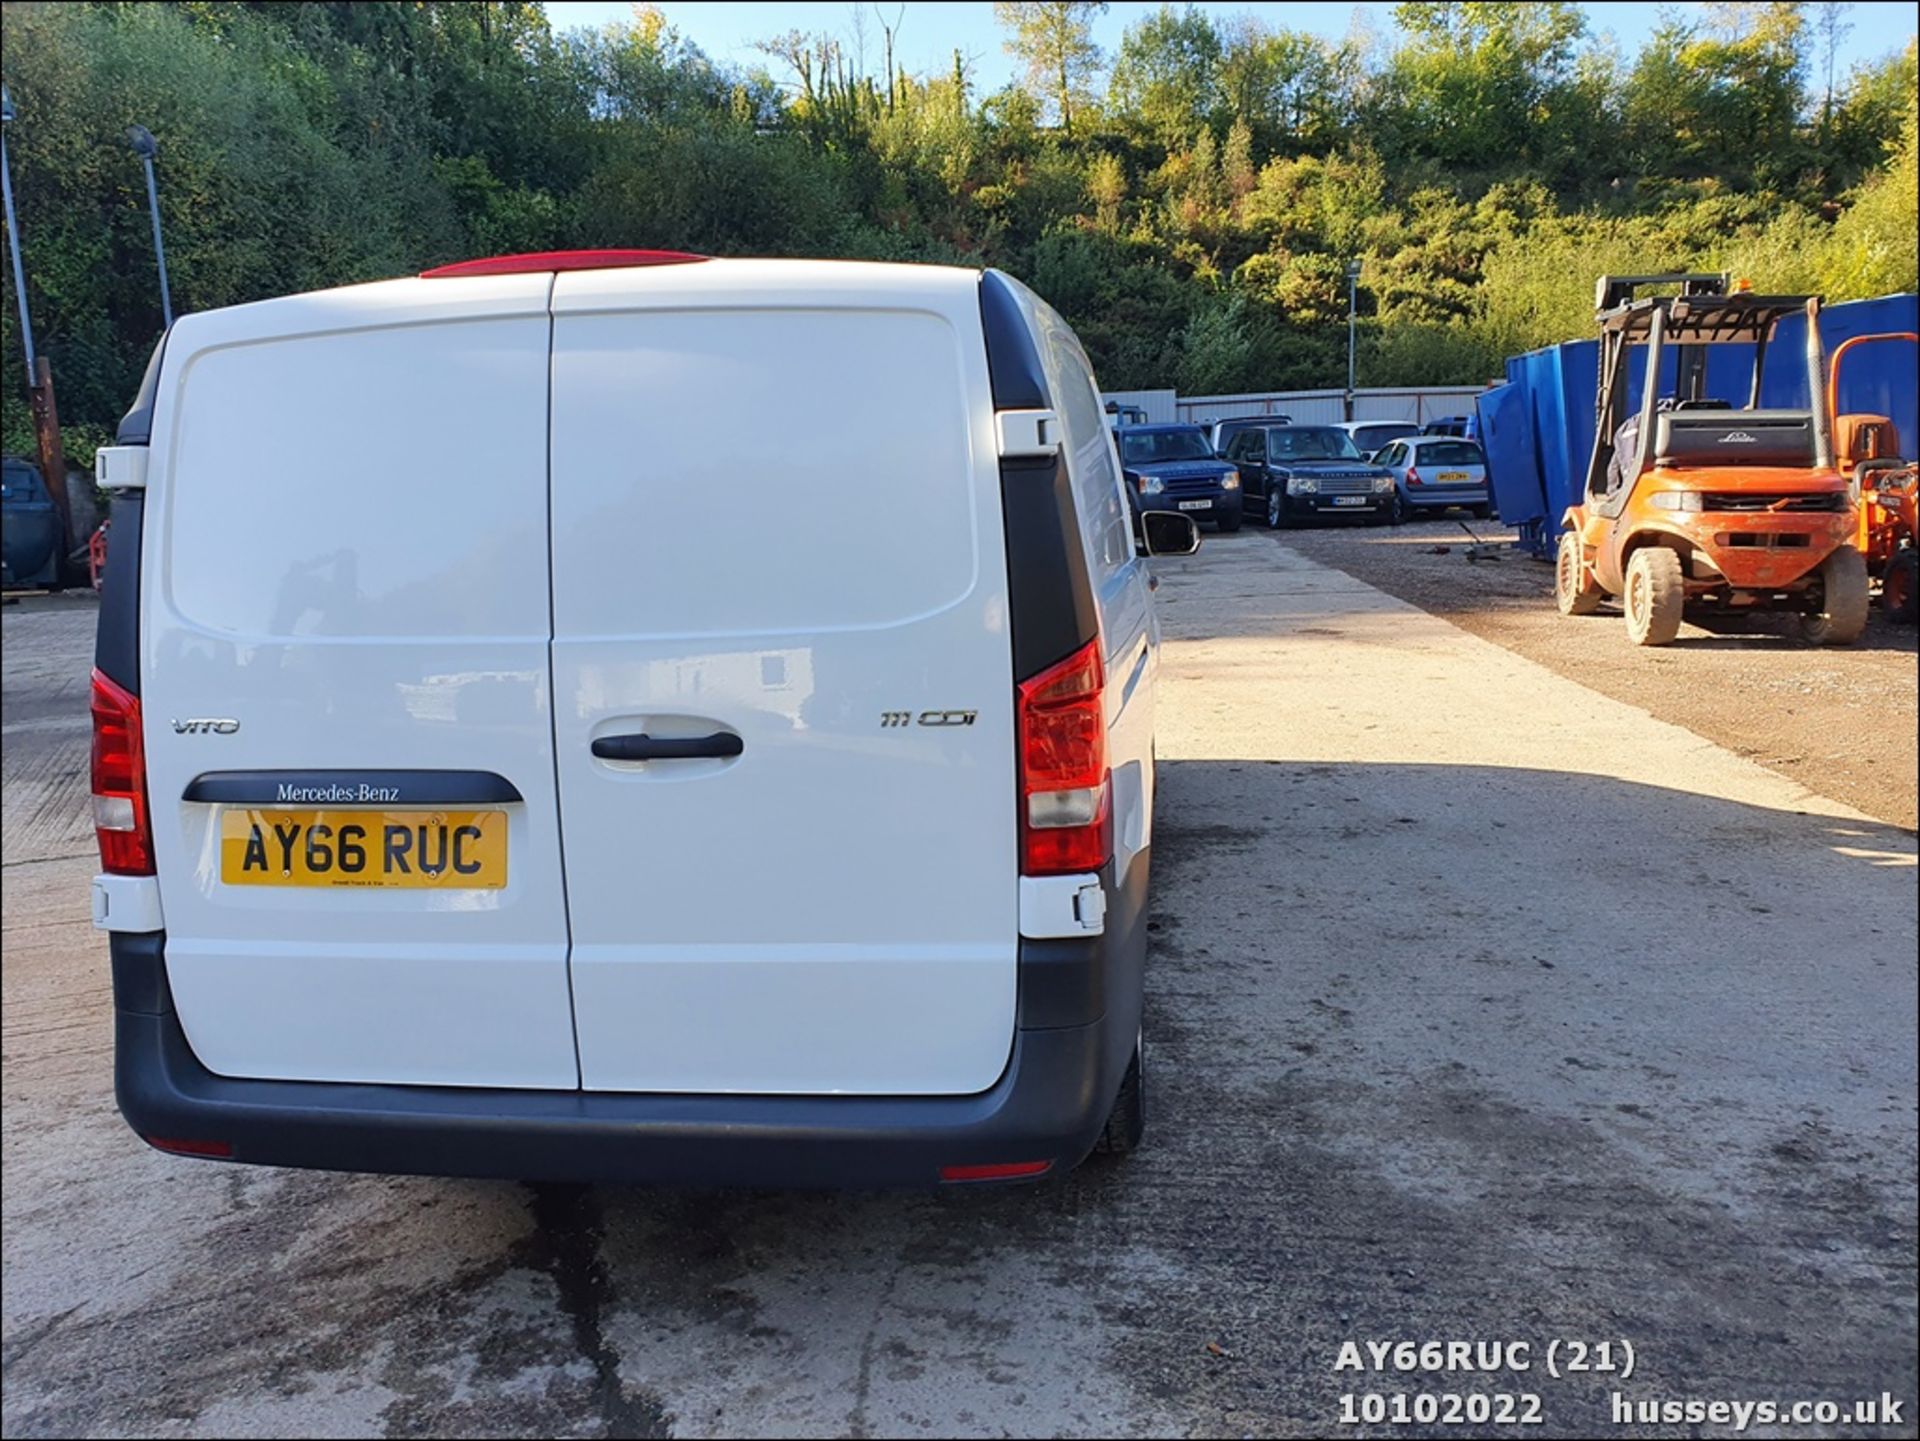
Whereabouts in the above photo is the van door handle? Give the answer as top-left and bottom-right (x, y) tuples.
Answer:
(591, 732), (743, 762)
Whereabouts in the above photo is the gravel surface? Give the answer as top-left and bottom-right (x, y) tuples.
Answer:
(1269, 517), (1920, 831)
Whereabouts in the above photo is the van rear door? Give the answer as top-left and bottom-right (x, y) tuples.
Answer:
(549, 262), (1018, 1095)
(141, 275), (579, 1087)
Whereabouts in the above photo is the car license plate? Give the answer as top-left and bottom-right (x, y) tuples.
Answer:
(219, 809), (507, 889)
(1332, 495), (1368, 507)
(1436, 471), (1469, 482)
(1178, 499), (1211, 510)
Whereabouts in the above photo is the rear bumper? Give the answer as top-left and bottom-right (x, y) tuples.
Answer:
(111, 853), (1149, 1190)
(1403, 485), (1488, 508)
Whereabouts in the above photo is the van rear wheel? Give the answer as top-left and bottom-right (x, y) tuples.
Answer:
(1095, 1031), (1145, 1155)
(1800, 545), (1870, 645)
(1623, 546), (1684, 646)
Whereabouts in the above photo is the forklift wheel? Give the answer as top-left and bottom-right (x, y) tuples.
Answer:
(1883, 550), (1918, 625)
(1555, 533), (1603, 616)
(1800, 545), (1870, 646)
(1623, 547), (1684, 646)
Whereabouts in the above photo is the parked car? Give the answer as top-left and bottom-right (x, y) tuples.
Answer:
(1420, 415), (1473, 438)
(1116, 423), (1244, 531)
(90, 252), (1203, 1189)
(1374, 436), (1493, 522)
(1209, 414), (1291, 456)
(2, 456), (62, 590)
(1220, 423), (1396, 527)
(1333, 419), (1420, 460)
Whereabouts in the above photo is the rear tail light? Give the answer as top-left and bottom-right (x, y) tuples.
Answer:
(90, 668), (155, 876)
(1017, 638), (1110, 876)
(940, 1160), (1053, 1183)
(144, 1136), (234, 1159)
(1405, 467), (1422, 487)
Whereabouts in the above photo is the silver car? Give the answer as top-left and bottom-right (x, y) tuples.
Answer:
(1374, 436), (1491, 522)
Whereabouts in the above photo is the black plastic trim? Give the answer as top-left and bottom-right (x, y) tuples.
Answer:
(93, 492), (145, 695)
(110, 929), (173, 1016)
(181, 771), (524, 805)
(980, 270), (1050, 412)
(116, 333), (170, 446)
(998, 453), (1101, 679)
(108, 848), (1149, 1189)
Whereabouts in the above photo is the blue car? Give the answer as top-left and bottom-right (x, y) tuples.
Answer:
(1219, 424), (1398, 528)
(1114, 424), (1244, 531)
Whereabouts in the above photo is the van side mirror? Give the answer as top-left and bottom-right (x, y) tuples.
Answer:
(1139, 511), (1201, 557)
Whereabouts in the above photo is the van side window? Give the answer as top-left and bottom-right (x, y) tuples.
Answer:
(1049, 340), (1135, 580)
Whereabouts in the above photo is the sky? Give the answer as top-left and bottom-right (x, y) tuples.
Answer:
(541, 1), (1918, 92)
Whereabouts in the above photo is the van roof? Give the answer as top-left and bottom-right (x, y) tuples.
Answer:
(158, 258), (994, 356)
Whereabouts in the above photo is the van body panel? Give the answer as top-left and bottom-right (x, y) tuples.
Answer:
(140, 279), (578, 1088)
(548, 268), (1019, 1094)
(996, 276), (1159, 870)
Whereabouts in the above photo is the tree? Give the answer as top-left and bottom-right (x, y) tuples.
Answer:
(1373, 1), (1590, 171)
(993, 1), (1108, 137)
(1109, 5), (1221, 146)
(1217, 18), (1356, 156)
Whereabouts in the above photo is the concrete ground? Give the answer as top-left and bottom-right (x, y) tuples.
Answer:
(3, 534), (1915, 1439)
(1274, 516), (1919, 830)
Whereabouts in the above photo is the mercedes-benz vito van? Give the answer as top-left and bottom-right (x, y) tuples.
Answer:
(89, 251), (1197, 1188)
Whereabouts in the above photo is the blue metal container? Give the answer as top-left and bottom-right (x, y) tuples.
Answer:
(1481, 292), (1919, 558)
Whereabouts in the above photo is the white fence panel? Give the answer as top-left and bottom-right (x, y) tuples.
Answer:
(1350, 388), (1485, 423)
(1177, 389), (1344, 425)
(1099, 389), (1178, 423)
(1176, 385), (1487, 427)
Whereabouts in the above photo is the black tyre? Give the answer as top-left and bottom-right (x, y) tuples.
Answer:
(1800, 545), (1870, 645)
(1555, 531), (1603, 616)
(1884, 549), (1918, 624)
(1623, 546), (1684, 646)
(1095, 1030), (1145, 1155)
(1266, 488), (1290, 530)
(1390, 491), (1407, 525)
(1216, 505), (1243, 533)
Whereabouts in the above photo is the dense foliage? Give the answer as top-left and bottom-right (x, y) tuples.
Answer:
(1, 0), (1914, 461)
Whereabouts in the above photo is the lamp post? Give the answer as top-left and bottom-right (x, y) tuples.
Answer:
(126, 124), (172, 328)
(1345, 258), (1363, 421)
(2, 84), (36, 386)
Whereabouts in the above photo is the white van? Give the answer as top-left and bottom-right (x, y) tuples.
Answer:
(89, 251), (1198, 1187)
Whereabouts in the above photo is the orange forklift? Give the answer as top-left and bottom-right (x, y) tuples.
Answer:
(1827, 330), (1917, 623)
(1555, 274), (1867, 646)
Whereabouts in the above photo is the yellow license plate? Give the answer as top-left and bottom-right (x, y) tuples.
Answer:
(220, 809), (507, 889)
(1437, 471), (1469, 482)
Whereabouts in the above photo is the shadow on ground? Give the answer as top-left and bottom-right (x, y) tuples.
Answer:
(6, 765), (1912, 1439)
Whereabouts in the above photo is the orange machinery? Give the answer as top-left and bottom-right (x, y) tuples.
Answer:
(1828, 331), (1917, 623)
(1556, 273), (1868, 646)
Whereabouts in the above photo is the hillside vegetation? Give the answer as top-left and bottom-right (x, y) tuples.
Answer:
(1, 0), (1914, 459)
